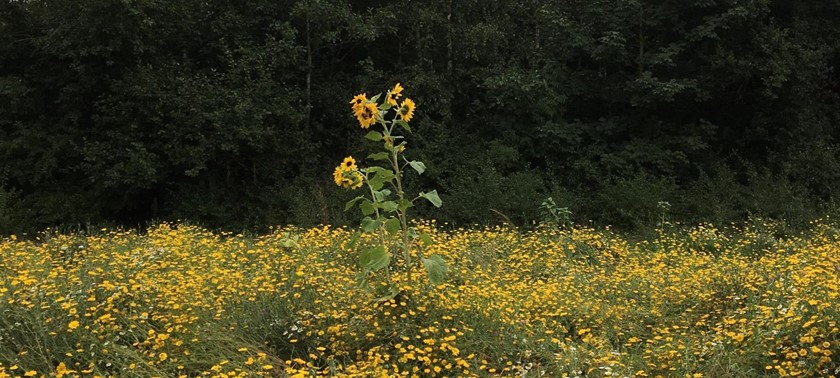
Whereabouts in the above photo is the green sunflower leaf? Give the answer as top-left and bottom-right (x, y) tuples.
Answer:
(422, 254), (448, 285)
(355, 271), (368, 288)
(345, 231), (361, 250)
(365, 131), (383, 141)
(368, 152), (390, 161)
(374, 285), (401, 302)
(397, 199), (413, 211)
(372, 189), (391, 202)
(394, 120), (411, 133)
(360, 245), (389, 272)
(345, 196), (366, 211)
(409, 161), (426, 175)
(360, 200), (375, 216)
(418, 233), (434, 246)
(420, 190), (443, 207)
(384, 218), (401, 234)
(379, 201), (399, 213)
(361, 216), (384, 233)
(368, 174), (386, 191)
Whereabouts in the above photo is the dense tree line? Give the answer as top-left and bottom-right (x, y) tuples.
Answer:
(3, 0), (840, 234)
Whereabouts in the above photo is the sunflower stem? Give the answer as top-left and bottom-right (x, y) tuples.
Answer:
(363, 170), (391, 286)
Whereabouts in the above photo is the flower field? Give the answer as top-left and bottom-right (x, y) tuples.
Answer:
(1, 222), (839, 377)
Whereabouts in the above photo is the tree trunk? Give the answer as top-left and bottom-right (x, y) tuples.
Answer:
(447, 0), (453, 74)
(638, 5), (645, 75)
(306, 10), (313, 128)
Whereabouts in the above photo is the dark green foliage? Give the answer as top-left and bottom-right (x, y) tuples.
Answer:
(0, 182), (23, 235)
(3, 0), (840, 233)
(589, 175), (679, 232)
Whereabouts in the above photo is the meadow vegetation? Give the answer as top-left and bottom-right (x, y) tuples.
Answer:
(2, 220), (839, 377)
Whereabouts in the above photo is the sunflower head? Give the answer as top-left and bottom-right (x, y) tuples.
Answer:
(334, 169), (364, 190)
(398, 98), (416, 122)
(341, 156), (357, 170)
(347, 171), (364, 189)
(350, 93), (367, 115)
(357, 102), (378, 129)
(386, 83), (404, 106)
(333, 161), (364, 190)
(333, 165), (346, 187)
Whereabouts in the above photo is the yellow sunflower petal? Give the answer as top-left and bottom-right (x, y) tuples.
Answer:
(399, 98), (416, 122)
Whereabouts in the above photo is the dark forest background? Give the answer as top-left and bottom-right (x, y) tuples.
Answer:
(3, 0), (840, 234)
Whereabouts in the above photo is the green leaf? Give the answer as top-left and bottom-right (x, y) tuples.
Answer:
(365, 131), (383, 141)
(379, 201), (398, 212)
(394, 120), (412, 133)
(360, 245), (389, 272)
(368, 174), (386, 191)
(360, 200), (375, 216)
(370, 167), (394, 180)
(345, 231), (361, 250)
(397, 199), (413, 211)
(369, 93), (382, 103)
(368, 152), (390, 161)
(355, 271), (368, 288)
(420, 190), (443, 207)
(372, 189), (391, 202)
(408, 161), (426, 175)
(418, 233), (434, 246)
(367, 167), (395, 179)
(361, 216), (384, 233)
(360, 216), (374, 231)
(422, 254), (448, 285)
(384, 218), (401, 234)
(345, 196), (366, 211)
(378, 101), (392, 110)
(361, 166), (379, 174)
(279, 237), (298, 249)
(368, 168), (395, 191)
(374, 285), (400, 302)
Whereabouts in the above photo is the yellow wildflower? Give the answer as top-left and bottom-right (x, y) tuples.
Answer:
(55, 363), (75, 378)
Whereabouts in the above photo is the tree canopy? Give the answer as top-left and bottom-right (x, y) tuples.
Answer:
(3, 0), (840, 233)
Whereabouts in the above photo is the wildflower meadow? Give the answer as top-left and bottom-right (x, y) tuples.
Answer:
(2, 218), (840, 377)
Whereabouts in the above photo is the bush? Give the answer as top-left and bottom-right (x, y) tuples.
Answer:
(681, 165), (743, 226)
(588, 174), (678, 232)
(435, 163), (545, 227)
(0, 184), (22, 235)
(743, 169), (819, 229)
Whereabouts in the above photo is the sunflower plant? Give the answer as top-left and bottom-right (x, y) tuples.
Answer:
(333, 83), (446, 300)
